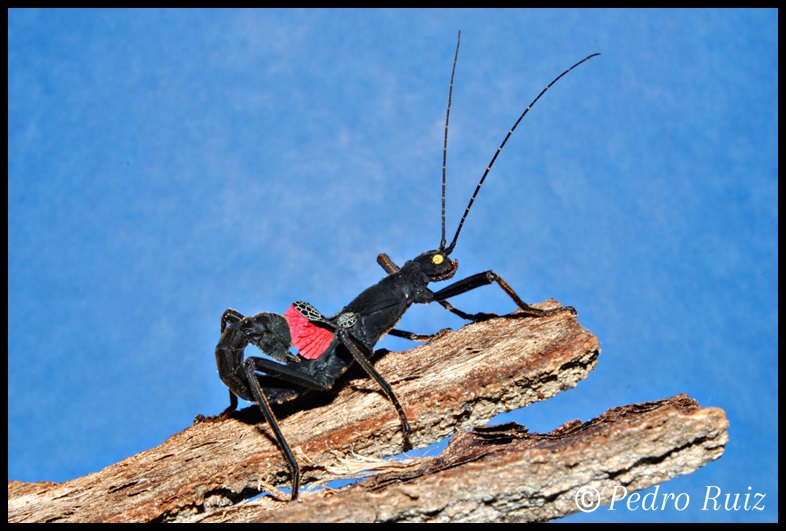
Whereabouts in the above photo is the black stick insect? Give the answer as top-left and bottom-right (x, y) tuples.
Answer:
(200, 33), (599, 500)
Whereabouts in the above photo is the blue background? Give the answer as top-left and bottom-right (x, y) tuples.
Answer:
(8, 9), (777, 522)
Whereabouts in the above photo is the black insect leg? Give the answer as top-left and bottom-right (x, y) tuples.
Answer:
(242, 359), (301, 500)
(193, 391), (238, 424)
(386, 328), (452, 342)
(217, 390), (239, 418)
(336, 329), (411, 438)
(432, 271), (576, 320)
(237, 352), (352, 501)
(194, 309), (248, 424)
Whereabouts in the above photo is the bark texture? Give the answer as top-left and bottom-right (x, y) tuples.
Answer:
(202, 394), (728, 523)
(7, 301), (727, 523)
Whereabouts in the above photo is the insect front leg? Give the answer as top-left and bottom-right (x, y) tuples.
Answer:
(432, 271), (577, 320)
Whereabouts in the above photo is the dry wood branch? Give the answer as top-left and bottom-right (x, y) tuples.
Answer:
(201, 394), (728, 523)
(7, 300), (654, 522)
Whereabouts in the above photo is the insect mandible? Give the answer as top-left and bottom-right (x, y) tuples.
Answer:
(201, 32), (599, 500)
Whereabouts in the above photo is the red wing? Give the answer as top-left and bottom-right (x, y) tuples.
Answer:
(284, 304), (334, 360)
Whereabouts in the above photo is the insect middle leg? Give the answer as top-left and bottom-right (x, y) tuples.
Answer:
(335, 329), (411, 437)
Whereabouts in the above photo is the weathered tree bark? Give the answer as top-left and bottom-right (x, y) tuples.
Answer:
(199, 394), (729, 523)
(7, 301), (728, 523)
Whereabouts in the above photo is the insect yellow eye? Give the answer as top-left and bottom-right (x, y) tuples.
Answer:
(432, 254), (444, 265)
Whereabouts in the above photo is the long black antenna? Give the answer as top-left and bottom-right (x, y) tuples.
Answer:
(440, 31), (461, 251)
(443, 51), (601, 254)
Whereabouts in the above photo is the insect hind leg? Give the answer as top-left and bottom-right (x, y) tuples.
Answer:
(242, 359), (301, 500)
